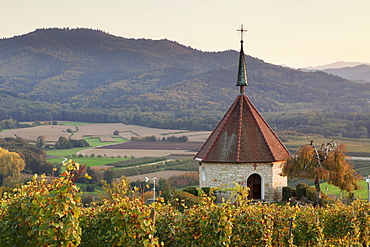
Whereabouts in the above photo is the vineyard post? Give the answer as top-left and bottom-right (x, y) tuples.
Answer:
(287, 217), (294, 246)
(366, 176), (370, 202)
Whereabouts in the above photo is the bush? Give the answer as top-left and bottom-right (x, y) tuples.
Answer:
(291, 188), (297, 197)
(306, 187), (335, 205)
(296, 183), (309, 199)
(305, 187), (317, 202)
(81, 193), (94, 206)
(173, 191), (201, 211)
(183, 186), (198, 196)
(282, 186), (292, 202)
(0, 164), (82, 246)
(201, 187), (211, 195)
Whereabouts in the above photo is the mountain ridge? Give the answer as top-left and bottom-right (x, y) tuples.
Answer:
(0, 28), (369, 132)
(304, 61), (370, 70)
(322, 65), (370, 83)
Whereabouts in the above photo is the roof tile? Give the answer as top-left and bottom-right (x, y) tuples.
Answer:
(194, 94), (290, 163)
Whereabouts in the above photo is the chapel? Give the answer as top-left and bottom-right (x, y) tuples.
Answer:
(194, 26), (291, 202)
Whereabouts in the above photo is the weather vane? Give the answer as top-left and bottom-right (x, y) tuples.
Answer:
(237, 24), (247, 43)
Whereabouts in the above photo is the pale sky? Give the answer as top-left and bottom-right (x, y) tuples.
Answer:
(1, 0), (369, 68)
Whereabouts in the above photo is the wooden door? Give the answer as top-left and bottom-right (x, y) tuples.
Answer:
(247, 174), (261, 199)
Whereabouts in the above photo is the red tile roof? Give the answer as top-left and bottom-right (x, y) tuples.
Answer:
(194, 94), (290, 163)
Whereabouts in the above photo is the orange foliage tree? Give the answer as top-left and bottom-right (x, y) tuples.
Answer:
(282, 140), (362, 205)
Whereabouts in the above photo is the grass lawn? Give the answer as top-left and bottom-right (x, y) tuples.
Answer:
(314, 180), (369, 200)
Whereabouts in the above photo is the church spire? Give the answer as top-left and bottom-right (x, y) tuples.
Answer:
(236, 24), (249, 94)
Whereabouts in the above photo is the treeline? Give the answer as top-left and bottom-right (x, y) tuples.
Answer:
(0, 106), (220, 131)
(0, 118), (32, 131)
(0, 137), (57, 175)
(1, 108), (370, 139)
(131, 135), (189, 142)
(0, 118), (59, 132)
(54, 136), (90, 149)
(267, 112), (370, 138)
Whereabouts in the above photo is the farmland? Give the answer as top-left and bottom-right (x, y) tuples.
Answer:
(0, 122), (210, 158)
(1, 121), (369, 185)
(0, 122), (209, 181)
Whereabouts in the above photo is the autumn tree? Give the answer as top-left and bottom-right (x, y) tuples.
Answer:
(0, 147), (26, 186)
(282, 140), (361, 205)
(0, 137), (53, 175)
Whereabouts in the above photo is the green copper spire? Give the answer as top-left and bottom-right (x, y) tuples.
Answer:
(236, 25), (249, 93)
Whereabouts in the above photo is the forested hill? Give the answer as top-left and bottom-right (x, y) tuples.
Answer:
(0, 28), (370, 132)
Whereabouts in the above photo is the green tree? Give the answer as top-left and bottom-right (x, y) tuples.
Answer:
(103, 170), (114, 184)
(55, 136), (71, 149)
(32, 120), (41, 126)
(0, 147), (26, 186)
(282, 140), (362, 205)
(35, 135), (46, 148)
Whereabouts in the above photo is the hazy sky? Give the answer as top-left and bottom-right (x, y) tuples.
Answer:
(1, 0), (369, 68)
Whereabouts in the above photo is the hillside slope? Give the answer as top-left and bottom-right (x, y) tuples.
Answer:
(0, 28), (369, 131)
(323, 65), (370, 83)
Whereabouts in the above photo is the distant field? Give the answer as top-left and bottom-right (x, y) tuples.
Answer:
(282, 135), (370, 157)
(48, 156), (129, 167)
(47, 147), (89, 158)
(46, 136), (128, 157)
(84, 136), (128, 147)
(97, 142), (202, 151)
(2, 121), (369, 161)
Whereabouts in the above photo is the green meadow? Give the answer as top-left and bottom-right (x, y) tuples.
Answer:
(316, 180), (369, 200)
(47, 136), (129, 166)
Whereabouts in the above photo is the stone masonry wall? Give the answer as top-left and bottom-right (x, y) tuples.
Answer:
(199, 161), (287, 202)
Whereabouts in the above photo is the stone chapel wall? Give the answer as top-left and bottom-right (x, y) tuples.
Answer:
(199, 161), (287, 202)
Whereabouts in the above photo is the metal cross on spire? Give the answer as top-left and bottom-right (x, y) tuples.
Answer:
(237, 24), (247, 43)
(236, 24), (249, 91)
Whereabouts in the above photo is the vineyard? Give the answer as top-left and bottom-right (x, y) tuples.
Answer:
(0, 161), (369, 247)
